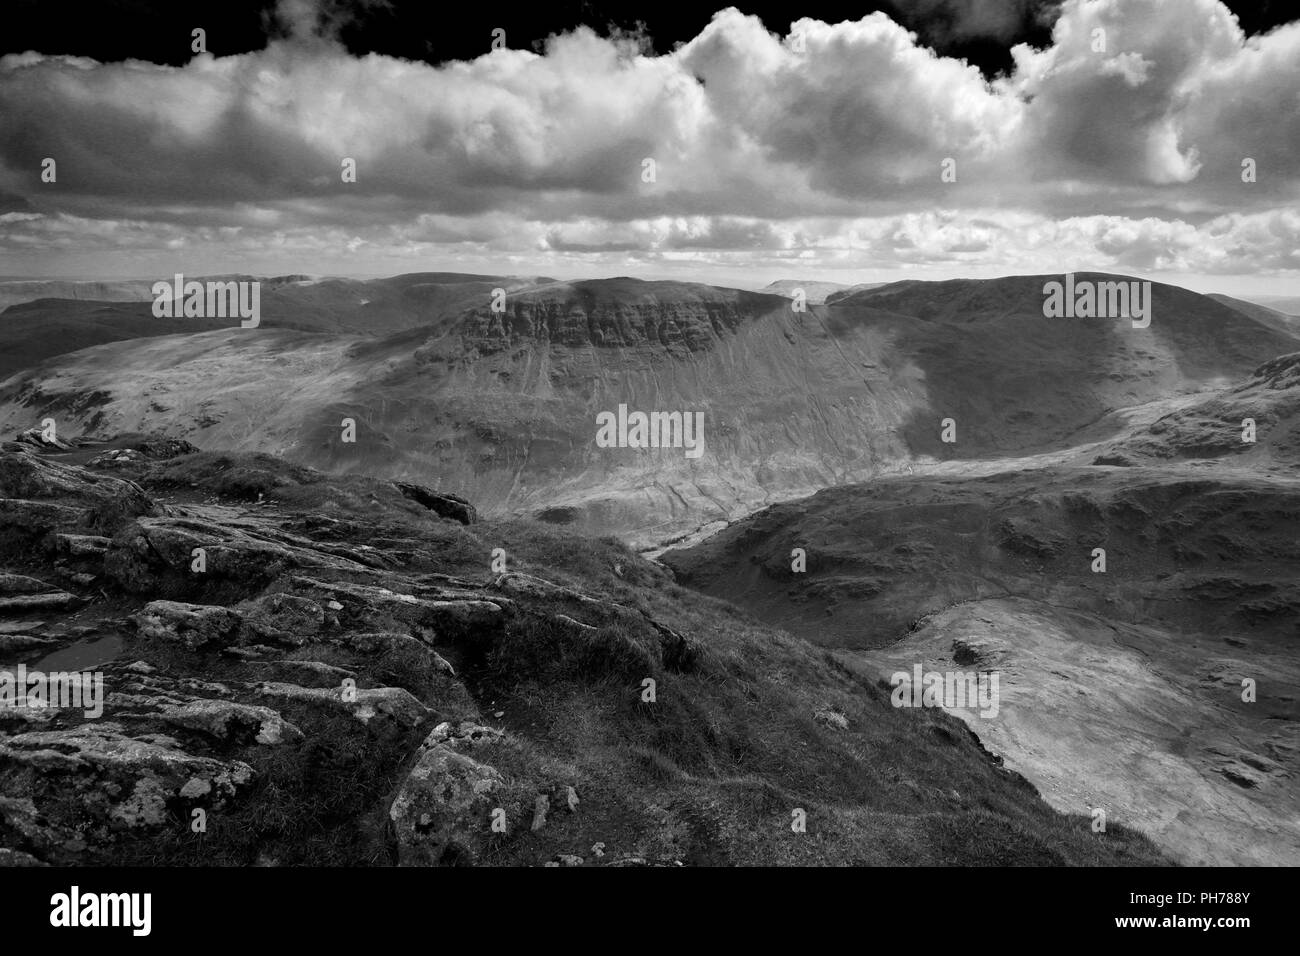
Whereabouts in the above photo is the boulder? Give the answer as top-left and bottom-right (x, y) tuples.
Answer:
(814, 709), (850, 731)
(88, 438), (199, 471)
(15, 427), (72, 451)
(132, 437), (200, 460)
(106, 519), (296, 594)
(135, 601), (243, 651)
(154, 699), (304, 745)
(428, 721), (506, 750)
(393, 481), (477, 525)
(87, 448), (145, 469)
(389, 730), (504, 866)
(238, 593), (327, 646)
(54, 533), (112, 557)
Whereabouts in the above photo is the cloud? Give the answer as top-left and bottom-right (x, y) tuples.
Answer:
(0, 0), (1296, 280)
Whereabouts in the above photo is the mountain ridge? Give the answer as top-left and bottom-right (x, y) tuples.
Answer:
(1, 272), (1295, 545)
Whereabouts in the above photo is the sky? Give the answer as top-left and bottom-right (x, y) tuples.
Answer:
(0, 0), (1297, 296)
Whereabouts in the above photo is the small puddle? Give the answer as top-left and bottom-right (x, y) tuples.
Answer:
(34, 634), (124, 671)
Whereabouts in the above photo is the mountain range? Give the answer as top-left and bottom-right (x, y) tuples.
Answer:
(3, 271), (1295, 547)
(2, 269), (1297, 865)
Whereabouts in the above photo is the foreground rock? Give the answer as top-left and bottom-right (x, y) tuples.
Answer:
(0, 445), (162, 541)
(0, 443), (1171, 866)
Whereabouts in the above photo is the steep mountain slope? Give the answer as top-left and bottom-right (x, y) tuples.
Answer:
(0, 440), (1166, 867)
(828, 274), (1300, 458)
(1, 273), (1292, 545)
(1208, 293), (1300, 338)
(1088, 352), (1300, 470)
(313, 277), (908, 542)
(660, 463), (1300, 864)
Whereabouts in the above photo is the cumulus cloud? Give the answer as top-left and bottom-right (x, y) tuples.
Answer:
(0, 0), (1296, 282)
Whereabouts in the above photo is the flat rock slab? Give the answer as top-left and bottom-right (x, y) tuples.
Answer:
(0, 573), (61, 595)
(153, 699), (304, 746)
(0, 633), (60, 653)
(256, 681), (429, 732)
(0, 592), (80, 614)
